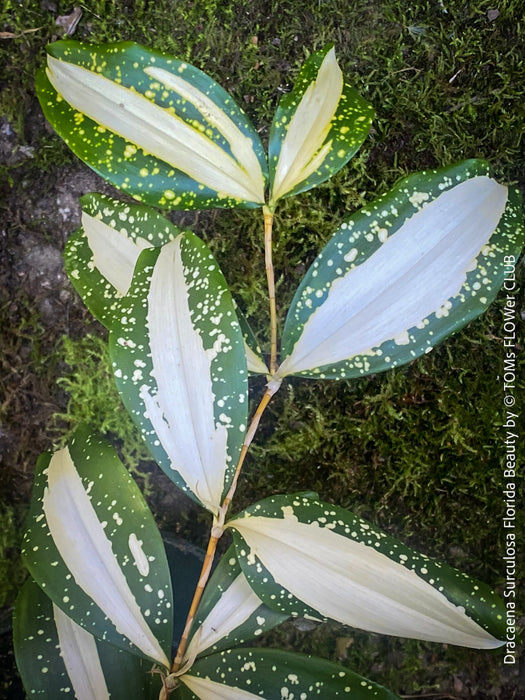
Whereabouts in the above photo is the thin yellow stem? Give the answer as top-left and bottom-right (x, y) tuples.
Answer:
(220, 382), (279, 515)
(263, 205), (278, 374)
(170, 530), (220, 673)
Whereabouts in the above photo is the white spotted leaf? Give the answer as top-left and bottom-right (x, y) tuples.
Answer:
(37, 41), (267, 210)
(109, 233), (248, 514)
(13, 577), (158, 700)
(268, 45), (374, 205)
(174, 648), (401, 699)
(185, 545), (287, 660)
(228, 494), (506, 648)
(21, 427), (173, 668)
(277, 160), (524, 379)
(64, 193), (182, 329)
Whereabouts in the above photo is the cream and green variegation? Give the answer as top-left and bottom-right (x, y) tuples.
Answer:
(14, 578), (156, 700)
(64, 194), (182, 328)
(268, 45), (374, 205)
(228, 494), (506, 649)
(24, 36), (525, 700)
(21, 428), (172, 668)
(65, 195), (265, 376)
(175, 648), (401, 699)
(109, 233), (248, 514)
(37, 41), (267, 210)
(185, 545), (287, 660)
(277, 160), (524, 379)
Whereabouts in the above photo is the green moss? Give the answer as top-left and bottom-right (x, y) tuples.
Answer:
(52, 334), (150, 467)
(0, 504), (26, 609)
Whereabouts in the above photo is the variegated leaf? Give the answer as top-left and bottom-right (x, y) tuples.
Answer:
(21, 428), (173, 668)
(268, 45), (374, 204)
(14, 577), (158, 700)
(185, 546), (287, 660)
(278, 160), (524, 379)
(228, 494), (506, 649)
(175, 648), (401, 699)
(64, 193), (181, 328)
(37, 41), (267, 210)
(109, 233), (248, 514)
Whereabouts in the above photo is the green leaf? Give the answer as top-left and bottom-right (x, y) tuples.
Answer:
(21, 427), (173, 668)
(109, 233), (248, 514)
(13, 577), (158, 700)
(37, 41), (267, 210)
(185, 545), (287, 660)
(268, 45), (374, 204)
(64, 193), (182, 328)
(277, 160), (524, 379)
(175, 648), (401, 699)
(228, 494), (506, 649)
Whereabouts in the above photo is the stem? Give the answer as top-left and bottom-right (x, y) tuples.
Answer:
(169, 381), (281, 675)
(263, 205), (278, 374)
(170, 528), (220, 672)
(220, 381), (279, 515)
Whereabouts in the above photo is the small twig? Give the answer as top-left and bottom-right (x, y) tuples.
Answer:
(0, 27), (43, 39)
(220, 381), (279, 516)
(170, 529), (221, 673)
(263, 205), (278, 374)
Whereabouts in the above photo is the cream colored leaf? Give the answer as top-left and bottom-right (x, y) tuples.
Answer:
(144, 66), (265, 205)
(229, 513), (503, 649)
(82, 211), (152, 297)
(185, 573), (261, 660)
(181, 674), (262, 700)
(43, 447), (169, 668)
(53, 604), (109, 700)
(278, 176), (507, 376)
(46, 56), (265, 204)
(271, 48), (343, 201)
(244, 341), (268, 374)
(139, 238), (228, 514)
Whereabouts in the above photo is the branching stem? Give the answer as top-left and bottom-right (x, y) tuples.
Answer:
(170, 526), (220, 673)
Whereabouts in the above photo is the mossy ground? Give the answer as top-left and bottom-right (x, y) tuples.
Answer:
(1, 0), (524, 697)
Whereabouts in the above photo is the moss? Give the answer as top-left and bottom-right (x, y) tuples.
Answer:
(0, 505), (26, 609)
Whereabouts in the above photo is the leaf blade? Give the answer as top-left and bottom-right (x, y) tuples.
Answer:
(21, 428), (173, 667)
(38, 41), (267, 209)
(109, 234), (248, 513)
(268, 46), (374, 203)
(186, 545), (287, 659)
(228, 494), (506, 649)
(278, 160), (524, 379)
(64, 193), (181, 328)
(14, 577), (158, 700)
(178, 648), (401, 699)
